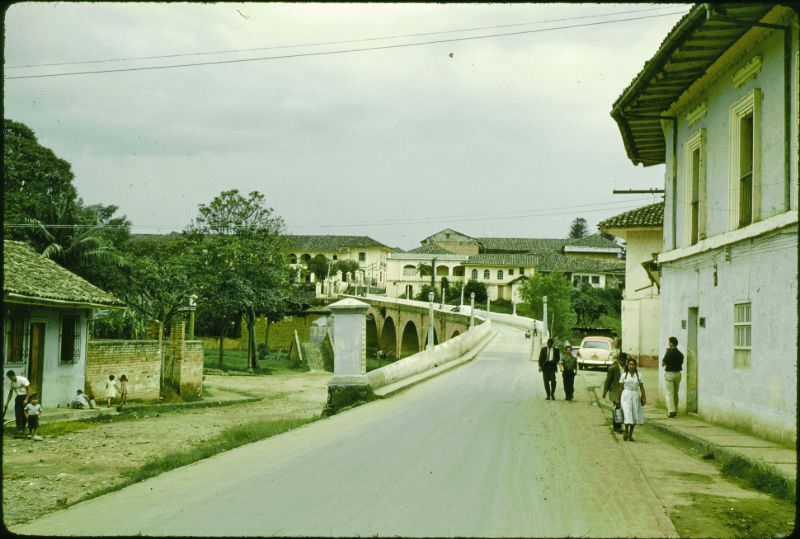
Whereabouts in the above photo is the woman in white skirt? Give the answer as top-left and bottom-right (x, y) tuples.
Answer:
(616, 358), (646, 441)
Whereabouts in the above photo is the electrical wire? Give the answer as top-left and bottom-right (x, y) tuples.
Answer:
(6, 6), (684, 70)
(5, 11), (687, 80)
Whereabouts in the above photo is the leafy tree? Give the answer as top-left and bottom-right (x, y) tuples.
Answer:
(571, 284), (608, 325)
(463, 279), (487, 304)
(519, 272), (576, 339)
(305, 255), (330, 281)
(3, 119), (78, 233)
(186, 190), (290, 371)
(332, 259), (360, 280)
(415, 284), (440, 302)
(568, 217), (589, 239)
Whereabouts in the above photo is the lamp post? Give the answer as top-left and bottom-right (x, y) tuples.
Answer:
(469, 292), (475, 328)
(460, 284), (465, 307)
(542, 295), (549, 341)
(427, 291), (435, 349)
(530, 324), (538, 361)
(187, 294), (198, 340)
(487, 294), (491, 314)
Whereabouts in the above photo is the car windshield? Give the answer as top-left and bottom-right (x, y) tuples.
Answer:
(582, 341), (611, 350)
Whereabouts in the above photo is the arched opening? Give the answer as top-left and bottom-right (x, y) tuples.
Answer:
(483, 269), (490, 280)
(366, 315), (380, 369)
(300, 253), (311, 264)
(471, 269), (478, 280)
(419, 264), (433, 277)
(379, 317), (397, 359)
(288, 253), (297, 264)
(400, 321), (420, 358)
(403, 264), (417, 276)
(404, 284), (414, 298)
(451, 330), (461, 339)
(436, 265), (449, 277)
(453, 266), (465, 278)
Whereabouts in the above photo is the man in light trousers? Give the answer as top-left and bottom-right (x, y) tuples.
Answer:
(662, 336), (684, 418)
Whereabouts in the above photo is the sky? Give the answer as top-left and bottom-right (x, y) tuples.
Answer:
(4, 2), (687, 250)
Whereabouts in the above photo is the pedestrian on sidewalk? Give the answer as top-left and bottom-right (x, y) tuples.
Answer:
(119, 375), (129, 406)
(105, 375), (119, 408)
(559, 342), (577, 401)
(538, 338), (560, 400)
(616, 358), (646, 441)
(3, 370), (31, 437)
(603, 354), (626, 433)
(24, 393), (43, 440)
(662, 337), (684, 418)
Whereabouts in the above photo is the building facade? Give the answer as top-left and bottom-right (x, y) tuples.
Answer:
(285, 235), (394, 288)
(611, 4), (798, 443)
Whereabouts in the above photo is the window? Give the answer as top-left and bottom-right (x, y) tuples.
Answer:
(483, 269), (490, 280)
(471, 269), (478, 280)
(509, 269), (514, 276)
(4, 314), (28, 364)
(403, 265), (417, 276)
(332, 255), (338, 261)
(60, 315), (81, 364)
(358, 252), (366, 262)
(685, 129), (706, 245)
(729, 89), (760, 230)
(519, 267), (525, 275)
(733, 302), (751, 368)
(591, 275), (600, 285)
(497, 270), (504, 280)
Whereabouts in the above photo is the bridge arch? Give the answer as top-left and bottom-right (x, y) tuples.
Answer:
(451, 329), (460, 339)
(366, 315), (379, 358)
(400, 320), (420, 358)
(380, 316), (397, 359)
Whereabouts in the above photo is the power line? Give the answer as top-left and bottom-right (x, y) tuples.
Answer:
(5, 11), (686, 80)
(6, 6), (683, 70)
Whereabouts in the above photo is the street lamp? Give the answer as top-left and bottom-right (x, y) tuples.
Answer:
(542, 295), (549, 341)
(427, 291), (435, 349)
(469, 292), (475, 328)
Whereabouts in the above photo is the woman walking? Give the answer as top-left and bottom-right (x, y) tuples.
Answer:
(616, 358), (646, 441)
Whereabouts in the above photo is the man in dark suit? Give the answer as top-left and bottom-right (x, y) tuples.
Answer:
(538, 338), (560, 400)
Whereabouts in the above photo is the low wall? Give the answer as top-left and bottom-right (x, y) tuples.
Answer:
(366, 319), (493, 390)
(86, 340), (161, 402)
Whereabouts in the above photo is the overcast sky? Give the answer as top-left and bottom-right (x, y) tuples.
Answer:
(4, 2), (686, 250)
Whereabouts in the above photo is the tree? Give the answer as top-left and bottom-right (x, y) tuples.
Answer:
(332, 259), (359, 280)
(571, 284), (608, 325)
(305, 254), (330, 281)
(463, 279), (487, 304)
(187, 190), (290, 371)
(519, 272), (576, 339)
(3, 119), (79, 233)
(568, 217), (589, 239)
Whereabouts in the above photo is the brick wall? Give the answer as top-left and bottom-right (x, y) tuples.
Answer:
(163, 318), (203, 396)
(86, 340), (161, 402)
(198, 314), (323, 352)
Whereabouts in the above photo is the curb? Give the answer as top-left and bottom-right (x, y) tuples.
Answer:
(587, 385), (795, 502)
(374, 330), (498, 398)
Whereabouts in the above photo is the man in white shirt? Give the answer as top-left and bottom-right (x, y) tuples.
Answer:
(4, 370), (31, 436)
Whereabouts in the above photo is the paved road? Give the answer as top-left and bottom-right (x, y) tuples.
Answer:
(15, 324), (676, 537)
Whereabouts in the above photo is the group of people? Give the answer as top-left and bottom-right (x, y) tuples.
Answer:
(3, 370), (43, 440)
(103, 374), (129, 407)
(539, 335), (685, 443)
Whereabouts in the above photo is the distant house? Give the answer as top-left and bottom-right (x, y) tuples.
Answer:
(284, 235), (394, 287)
(3, 240), (124, 412)
(385, 245), (468, 299)
(599, 202), (664, 364)
(610, 4), (797, 443)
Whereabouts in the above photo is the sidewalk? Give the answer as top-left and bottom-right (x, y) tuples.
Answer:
(584, 366), (796, 502)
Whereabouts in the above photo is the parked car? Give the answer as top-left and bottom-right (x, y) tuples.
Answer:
(577, 336), (618, 370)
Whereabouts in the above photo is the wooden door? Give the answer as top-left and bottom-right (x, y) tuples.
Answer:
(28, 323), (46, 400)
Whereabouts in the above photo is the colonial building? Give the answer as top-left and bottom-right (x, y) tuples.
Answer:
(2, 240), (124, 411)
(611, 4), (798, 443)
(599, 202), (664, 364)
(285, 235), (394, 288)
(385, 245), (468, 299)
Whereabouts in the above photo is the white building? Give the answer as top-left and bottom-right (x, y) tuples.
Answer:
(611, 4), (798, 443)
(600, 203), (664, 365)
(284, 235), (394, 288)
(385, 245), (468, 299)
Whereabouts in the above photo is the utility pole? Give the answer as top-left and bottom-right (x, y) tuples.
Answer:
(427, 291), (435, 349)
(469, 292), (475, 328)
(542, 295), (549, 341)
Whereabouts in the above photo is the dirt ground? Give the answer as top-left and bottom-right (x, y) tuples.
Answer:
(2, 372), (331, 527)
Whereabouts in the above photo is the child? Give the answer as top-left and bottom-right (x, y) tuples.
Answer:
(105, 374), (118, 408)
(24, 393), (43, 440)
(119, 374), (129, 406)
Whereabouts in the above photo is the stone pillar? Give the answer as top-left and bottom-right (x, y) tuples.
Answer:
(324, 298), (373, 415)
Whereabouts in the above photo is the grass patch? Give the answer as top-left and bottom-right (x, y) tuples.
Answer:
(720, 455), (795, 502)
(39, 421), (96, 437)
(73, 416), (318, 506)
(203, 349), (305, 375)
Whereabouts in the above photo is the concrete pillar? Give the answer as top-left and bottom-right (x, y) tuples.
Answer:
(325, 298), (373, 415)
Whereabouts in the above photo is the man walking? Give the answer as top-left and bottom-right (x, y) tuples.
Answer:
(559, 342), (577, 401)
(603, 352), (626, 433)
(538, 338), (560, 400)
(4, 370), (31, 437)
(662, 336), (684, 417)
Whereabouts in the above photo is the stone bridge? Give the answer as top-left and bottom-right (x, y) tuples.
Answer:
(360, 295), (474, 359)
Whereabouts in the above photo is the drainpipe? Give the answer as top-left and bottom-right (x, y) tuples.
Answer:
(704, 4), (793, 211)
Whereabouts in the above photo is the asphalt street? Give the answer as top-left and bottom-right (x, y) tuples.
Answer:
(15, 323), (677, 537)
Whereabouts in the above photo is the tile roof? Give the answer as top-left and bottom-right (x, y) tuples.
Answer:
(465, 254), (539, 267)
(611, 3), (776, 166)
(528, 249), (625, 274)
(284, 235), (391, 251)
(565, 234), (620, 249)
(598, 202), (665, 230)
(407, 244), (456, 255)
(3, 240), (123, 307)
(476, 237), (567, 253)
